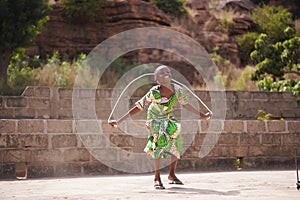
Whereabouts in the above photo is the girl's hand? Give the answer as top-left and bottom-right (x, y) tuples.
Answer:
(108, 120), (118, 128)
(201, 112), (212, 120)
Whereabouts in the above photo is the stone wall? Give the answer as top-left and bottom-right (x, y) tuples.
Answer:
(0, 86), (299, 120)
(0, 87), (299, 178)
(0, 119), (299, 178)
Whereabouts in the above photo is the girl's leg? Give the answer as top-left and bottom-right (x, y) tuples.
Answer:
(154, 157), (161, 181)
(168, 155), (183, 184)
(168, 154), (177, 178)
(153, 156), (165, 189)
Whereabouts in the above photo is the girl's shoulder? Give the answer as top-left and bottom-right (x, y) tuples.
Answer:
(173, 83), (184, 92)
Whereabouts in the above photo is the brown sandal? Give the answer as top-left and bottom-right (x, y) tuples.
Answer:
(154, 180), (165, 189)
(168, 176), (183, 185)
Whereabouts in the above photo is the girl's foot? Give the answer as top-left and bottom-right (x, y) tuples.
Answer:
(168, 175), (183, 185)
(154, 180), (165, 189)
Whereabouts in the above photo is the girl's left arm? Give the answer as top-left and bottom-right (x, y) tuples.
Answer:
(182, 103), (212, 119)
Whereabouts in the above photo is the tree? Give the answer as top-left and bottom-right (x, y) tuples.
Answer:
(237, 5), (294, 66)
(250, 29), (300, 96)
(0, 0), (51, 85)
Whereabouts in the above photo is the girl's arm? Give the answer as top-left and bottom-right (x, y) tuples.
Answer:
(108, 106), (141, 127)
(182, 103), (212, 119)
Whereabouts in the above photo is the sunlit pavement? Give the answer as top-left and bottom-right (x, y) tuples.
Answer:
(0, 170), (299, 200)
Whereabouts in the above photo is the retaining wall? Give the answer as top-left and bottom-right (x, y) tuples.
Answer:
(0, 119), (299, 178)
(0, 86), (299, 120)
(0, 87), (299, 178)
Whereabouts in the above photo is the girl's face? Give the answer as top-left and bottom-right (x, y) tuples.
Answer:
(156, 67), (172, 86)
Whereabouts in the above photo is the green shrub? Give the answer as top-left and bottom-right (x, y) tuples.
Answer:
(61, 0), (107, 23)
(257, 109), (272, 121)
(236, 32), (260, 66)
(144, 0), (187, 18)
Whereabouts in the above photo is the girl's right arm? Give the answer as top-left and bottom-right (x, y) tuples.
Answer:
(108, 106), (141, 128)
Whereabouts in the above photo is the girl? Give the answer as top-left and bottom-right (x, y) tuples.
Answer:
(109, 65), (211, 189)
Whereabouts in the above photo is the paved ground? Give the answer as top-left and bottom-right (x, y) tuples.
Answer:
(0, 170), (299, 200)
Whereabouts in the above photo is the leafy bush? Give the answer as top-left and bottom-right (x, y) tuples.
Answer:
(143, 0), (187, 18)
(236, 32), (260, 66)
(5, 51), (86, 95)
(252, 5), (294, 42)
(237, 5), (294, 66)
(61, 0), (107, 23)
(257, 109), (272, 121)
(211, 48), (257, 90)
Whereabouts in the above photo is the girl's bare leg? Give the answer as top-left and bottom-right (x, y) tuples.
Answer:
(168, 155), (183, 184)
(153, 156), (165, 189)
(154, 157), (161, 181)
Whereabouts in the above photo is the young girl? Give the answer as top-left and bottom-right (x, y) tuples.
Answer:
(109, 65), (211, 189)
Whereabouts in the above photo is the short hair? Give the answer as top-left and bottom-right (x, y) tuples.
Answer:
(154, 65), (170, 81)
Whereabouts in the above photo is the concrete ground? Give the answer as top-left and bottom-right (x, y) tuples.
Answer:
(0, 170), (299, 200)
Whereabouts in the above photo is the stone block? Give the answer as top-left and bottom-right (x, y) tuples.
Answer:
(31, 149), (63, 162)
(0, 119), (16, 133)
(201, 120), (223, 132)
(74, 120), (101, 133)
(17, 119), (44, 133)
(267, 120), (286, 132)
(282, 133), (298, 145)
(207, 146), (237, 157)
(0, 163), (15, 179)
(132, 137), (147, 153)
(251, 92), (269, 100)
(109, 134), (134, 147)
(59, 99), (72, 109)
(96, 89), (113, 98)
(235, 146), (249, 157)
(218, 133), (239, 146)
(58, 108), (73, 119)
(55, 163), (82, 176)
(63, 148), (90, 162)
(288, 121), (300, 133)
(281, 109), (300, 118)
(247, 146), (264, 157)
(192, 132), (205, 146)
(18, 134), (48, 148)
(47, 120), (73, 133)
(89, 148), (119, 162)
(242, 157), (294, 170)
(14, 108), (36, 119)
(5, 150), (32, 162)
(6, 97), (27, 107)
(83, 162), (111, 175)
(79, 134), (111, 148)
(79, 89), (96, 99)
(28, 98), (50, 109)
(181, 120), (199, 134)
(246, 121), (266, 133)
(34, 87), (51, 97)
(0, 134), (18, 148)
(36, 109), (51, 119)
(58, 88), (73, 99)
(240, 132), (261, 146)
(224, 120), (244, 133)
(0, 108), (14, 119)
(52, 134), (78, 148)
(261, 133), (281, 145)
(28, 165), (54, 178)
(21, 86), (34, 96)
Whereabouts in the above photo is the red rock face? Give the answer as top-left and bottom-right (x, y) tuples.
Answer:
(27, 0), (261, 84)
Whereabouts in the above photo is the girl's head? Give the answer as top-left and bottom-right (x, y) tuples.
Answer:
(154, 65), (172, 85)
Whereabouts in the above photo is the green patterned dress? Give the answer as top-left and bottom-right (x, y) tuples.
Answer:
(135, 84), (188, 159)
